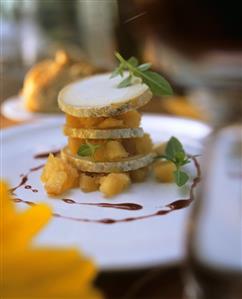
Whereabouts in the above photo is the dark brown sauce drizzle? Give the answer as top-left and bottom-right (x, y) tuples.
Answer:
(10, 164), (44, 193)
(11, 150), (60, 192)
(25, 185), (38, 193)
(11, 176), (28, 192)
(62, 199), (143, 211)
(13, 198), (36, 206)
(13, 156), (201, 225)
(34, 150), (60, 159)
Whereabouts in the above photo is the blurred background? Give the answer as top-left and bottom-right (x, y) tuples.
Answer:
(1, 0), (242, 123)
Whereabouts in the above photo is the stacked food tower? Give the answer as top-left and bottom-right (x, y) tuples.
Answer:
(42, 73), (155, 197)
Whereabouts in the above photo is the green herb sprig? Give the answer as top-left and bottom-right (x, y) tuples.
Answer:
(111, 52), (173, 96)
(77, 142), (101, 157)
(157, 137), (191, 186)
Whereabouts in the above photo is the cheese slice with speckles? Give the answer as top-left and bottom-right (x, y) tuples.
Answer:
(63, 126), (144, 139)
(61, 146), (155, 173)
(58, 73), (152, 117)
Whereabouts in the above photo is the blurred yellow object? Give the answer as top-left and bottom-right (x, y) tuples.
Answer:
(22, 50), (98, 113)
(142, 96), (205, 120)
(0, 181), (103, 299)
(162, 96), (204, 120)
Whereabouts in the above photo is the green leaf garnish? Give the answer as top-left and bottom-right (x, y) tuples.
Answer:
(118, 75), (132, 88)
(157, 136), (191, 186)
(127, 56), (138, 67)
(111, 52), (173, 96)
(174, 170), (189, 187)
(77, 142), (101, 157)
(165, 136), (184, 160)
(138, 63), (151, 71)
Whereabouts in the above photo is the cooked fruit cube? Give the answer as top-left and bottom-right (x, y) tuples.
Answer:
(66, 114), (82, 128)
(135, 134), (153, 154)
(122, 139), (137, 155)
(98, 118), (124, 129)
(130, 167), (149, 182)
(66, 114), (104, 129)
(44, 171), (68, 195)
(99, 173), (131, 197)
(153, 161), (176, 183)
(78, 116), (104, 128)
(123, 134), (153, 155)
(154, 142), (166, 156)
(41, 154), (79, 195)
(79, 173), (101, 192)
(106, 141), (129, 161)
(119, 110), (141, 128)
(68, 137), (85, 155)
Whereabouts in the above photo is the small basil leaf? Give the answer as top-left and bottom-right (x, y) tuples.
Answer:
(142, 70), (173, 96)
(138, 63), (151, 71)
(174, 170), (189, 187)
(128, 56), (138, 67)
(174, 151), (186, 163)
(118, 75), (132, 88)
(77, 144), (92, 156)
(78, 143), (100, 157)
(110, 66), (124, 78)
(165, 137), (184, 160)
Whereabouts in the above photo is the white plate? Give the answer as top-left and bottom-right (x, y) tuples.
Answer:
(1, 95), (59, 121)
(2, 115), (211, 271)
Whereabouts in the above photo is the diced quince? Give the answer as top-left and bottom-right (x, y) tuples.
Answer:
(99, 173), (130, 197)
(130, 167), (149, 182)
(106, 141), (129, 161)
(66, 110), (141, 130)
(154, 143), (166, 156)
(66, 114), (82, 129)
(123, 134), (153, 155)
(135, 134), (153, 154)
(98, 118), (124, 129)
(66, 114), (104, 129)
(93, 140), (129, 161)
(41, 154), (79, 195)
(79, 173), (101, 192)
(44, 171), (68, 195)
(68, 137), (85, 155)
(119, 110), (141, 128)
(153, 161), (176, 183)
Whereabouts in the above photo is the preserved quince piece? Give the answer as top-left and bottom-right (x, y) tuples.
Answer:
(93, 140), (129, 162)
(129, 166), (149, 182)
(123, 134), (153, 155)
(119, 110), (141, 128)
(153, 142), (166, 156)
(66, 114), (104, 129)
(98, 118), (124, 129)
(153, 161), (176, 183)
(65, 110), (141, 130)
(135, 134), (153, 154)
(68, 137), (85, 155)
(79, 173), (102, 192)
(99, 173), (131, 197)
(105, 141), (129, 161)
(41, 153), (79, 195)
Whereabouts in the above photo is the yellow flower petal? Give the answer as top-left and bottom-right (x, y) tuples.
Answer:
(13, 203), (52, 249)
(1, 180), (103, 299)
